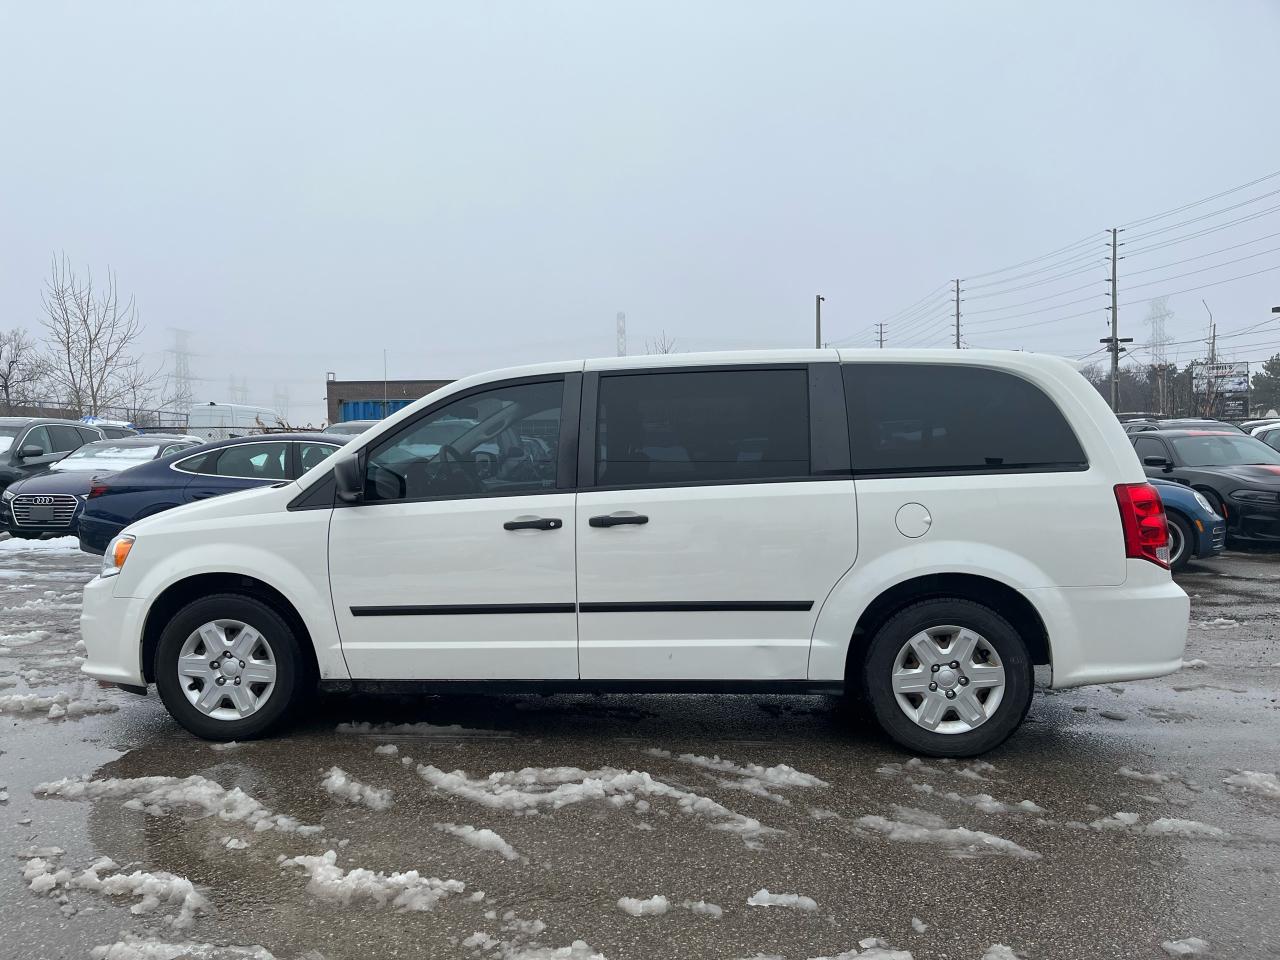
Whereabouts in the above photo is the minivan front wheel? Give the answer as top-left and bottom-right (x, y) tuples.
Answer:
(863, 598), (1033, 757)
(155, 594), (305, 740)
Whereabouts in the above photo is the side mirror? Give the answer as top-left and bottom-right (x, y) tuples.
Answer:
(1142, 455), (1172, 471)
(17, 445), (45, 460)
(334, 455), (365, 504)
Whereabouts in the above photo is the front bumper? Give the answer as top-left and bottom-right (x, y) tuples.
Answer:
(80, 574), (148, 688)
(1029, 564), (1190, 689)
(1225, 498), (1280, 542)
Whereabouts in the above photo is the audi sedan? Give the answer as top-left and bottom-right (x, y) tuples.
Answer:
(1, 437), (201, 539)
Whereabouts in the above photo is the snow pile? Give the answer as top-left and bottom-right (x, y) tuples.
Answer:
(414, 763), (780, 847)
(220, 837), (249, 850)
(90, 939), (275, 960)
(1223, 770), (1280, 800)
(982, 947), (1020, 960)
(1117, 767), (1177, 785)
(856, 808), (1040, 860)
(0, 629), (50, 646)
(909, 783), (1045, 814)
(321, 766), (393, 811)
(0, 536), (80, 553)
(1161, 938), (1210, 957)
(1180, 659), (1209, 670)
(1090, 812), (1226, 838)
(746, 889), (818, 911)
(280, 849), (464, 912)
(646, 749), (828, 805)
(910, 917), (928, 933)
(617, 895), (670, 916)
(681, 899), (723, 918)
(35, 774), (322, 834)
(0, 692), (68, 714)
(433, 822), (521, 861)
(374, 743), (399, 755)
(22, 854), (209, 929)
(1196, 618), (1238, 629)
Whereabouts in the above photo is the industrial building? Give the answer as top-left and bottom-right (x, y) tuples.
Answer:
(325, 375), (453, 424)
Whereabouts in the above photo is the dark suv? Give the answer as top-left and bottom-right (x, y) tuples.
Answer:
(0, 417), (105, 495)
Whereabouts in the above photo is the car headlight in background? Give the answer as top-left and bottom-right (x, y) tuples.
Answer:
(101, 534), (135, 578)
(1230, 489), (1280, 504)
(1, 487), (15, 502)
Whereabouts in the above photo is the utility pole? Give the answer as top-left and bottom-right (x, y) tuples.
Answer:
(382, 349), (388, 418)
(1203, 300), (1216, 363)
(953, 279), (962, 349)
(875, 322), (886, 349)
(815, 295), (824, 349)
(1101, 228), (1131, 411)
(616, 312), (627, 357)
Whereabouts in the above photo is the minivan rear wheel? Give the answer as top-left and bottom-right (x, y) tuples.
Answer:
(862, 598), (1033, 757)
(154, 594), (306, 740)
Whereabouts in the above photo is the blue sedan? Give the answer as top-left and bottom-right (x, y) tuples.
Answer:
(78, 432), (348, 554)
(1151, 477), (1226, 571)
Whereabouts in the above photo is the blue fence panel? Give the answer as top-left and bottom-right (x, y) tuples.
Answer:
(339, 399), (412, 422)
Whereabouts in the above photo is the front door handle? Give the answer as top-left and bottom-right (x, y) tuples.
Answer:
(503, 516), (563, 531)
(589, 513), (649, 528)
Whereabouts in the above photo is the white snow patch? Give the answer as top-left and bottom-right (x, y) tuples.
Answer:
(209, 741), (242, 752)
(415, 763), (779, 848)
(1223, 770), (1280, 800)
(336, 720), (502, 737)
(911, 917), (928, 933)
(617, 895), (670, 916)
(1090, 812), (1226, 838)
(220, 837), (249, 850)
(808, 807), (841, 820)
(1195, 617), (1238, 629)
(0, 629), (50, 646)
(433, 822), (521, 861)
(36, 774), (322, 834)
(1161, 938), (1210, 957)
(374, 743), (399, 755)
(0, 536), (80, 553)
(90, 939), (274, 960)
(856, 809), (1040, 860)
(1117, 767), (1177, 785)
(1180, 659), (1209, 670)
(746, 888), (818, 911)
(910, 785), (1045, 815)
(280, 849), (464, 912)
(321, 766), (392, 811)
(982, 947), (1021, 960)
(681, 899), (723, 918)
(23, 855), (208, 929)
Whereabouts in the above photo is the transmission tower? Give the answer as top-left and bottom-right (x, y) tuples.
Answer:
(616, 312), (627, 357)
(229, 376), (249, 404)
(273, 385), (290, 421)
(1144, 297), (1175, 415)
(167, 328), (195, 410)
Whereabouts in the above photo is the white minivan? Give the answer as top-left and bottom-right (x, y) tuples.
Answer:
(81, 350), (1190, 756)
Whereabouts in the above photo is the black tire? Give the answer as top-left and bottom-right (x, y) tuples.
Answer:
(1165, 511), (1195, 572)
(861, 597), (1034, 758)
(154, 593), (308, 741)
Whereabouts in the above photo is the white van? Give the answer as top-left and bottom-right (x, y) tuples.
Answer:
(80, 350), (1189, 756)
(186, 402), (284, 441)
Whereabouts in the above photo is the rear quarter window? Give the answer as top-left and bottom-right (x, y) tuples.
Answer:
(842, 363), (1087, 475)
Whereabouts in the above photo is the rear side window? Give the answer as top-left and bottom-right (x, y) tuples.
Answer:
(1133, 436), (1169, 460)
(48, 424), (87, 453)
(595, 368), (810, 487)
(212, 442), (290, 479)
(842, 363), (1087, 475)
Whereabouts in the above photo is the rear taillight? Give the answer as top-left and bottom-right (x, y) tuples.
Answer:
(88, 483), (110, 499)
(1115, 482), (1170, 568)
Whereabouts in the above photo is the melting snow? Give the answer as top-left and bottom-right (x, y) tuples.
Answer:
(1196, 618), (1238, 629)
(374, 743), (399, 755)
(321, 766), (393, 811)
(1162, 938), (1210, 957)
(1223, 770), (1280, 800)
(90, 940), (275, 960)
(982, 947), (1020, 960)
(22, 854), (209, 929)
(1117, 767), (1177, 785)
(0, 536), (81, 553)
(1090, 812), (1226, 838)
(909, 784), (1045, 814)
(35, 775), (322, 834)
(746, 889), (818, 911)
(617, 895), (670, 916)
(856, 808), (1040, 859)
(280, 849), (465, 912)
(434, 822), (521, 861)
(336, 720), (501, 737)
(1180, 659), (1209, 670)
(681, 899), (723, 918)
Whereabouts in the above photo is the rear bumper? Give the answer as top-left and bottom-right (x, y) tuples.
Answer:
(78, 513), (121, 555)
(79, 574), (148, 688)
(1029, 565), (1189, 689)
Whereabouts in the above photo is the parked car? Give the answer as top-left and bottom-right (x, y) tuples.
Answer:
(1247, 422), (1280, 451)
(1132, 429), (1280, 543)
(78, 433), (349, 554)
(0, 417), (105, 495)
(79, 350), (1189, 756)
(323, 420), (380, 436)
(1149, 478), (1225, 571)
(80, 417), (140, 439)
(1, 437), (202, 539)
(1155, 418), (1246, 434)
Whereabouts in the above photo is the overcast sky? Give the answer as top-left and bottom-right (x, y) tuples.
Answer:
(3, 1), (1279, 423)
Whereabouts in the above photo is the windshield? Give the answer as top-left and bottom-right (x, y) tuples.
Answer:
(1170, 434), (1280, 467)
(50, 442), (165, 471)
(0, 426), (19, 454)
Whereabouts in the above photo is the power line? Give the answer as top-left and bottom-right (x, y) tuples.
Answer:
(1122, 187), (1280, 242)
(1119, 167), (1280, 229)
(1122, 203), (1280, 257)
(964, 277), (1102, 311)
(963, 244), (1107, 291)
(1121, 231), (1280, 275)
(960, 232), (1102, 282)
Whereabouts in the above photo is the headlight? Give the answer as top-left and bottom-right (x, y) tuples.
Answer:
(1192, 491), (1215, 513)
(1, 487), (15, 502)
(1231, 489), (1280, 504)
(101, 534), (135, 578)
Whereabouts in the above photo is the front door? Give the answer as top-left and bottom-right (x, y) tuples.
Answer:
(328, 376), (579, 680)
(575, 364), (858, 681)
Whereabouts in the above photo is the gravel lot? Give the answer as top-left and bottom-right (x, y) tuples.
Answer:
(1, 538), (1278, 960)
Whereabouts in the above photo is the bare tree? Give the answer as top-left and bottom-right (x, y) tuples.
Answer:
(644, 330), (677, 354)
(0, 327), (48, 414)
(41, 254), (152, 416)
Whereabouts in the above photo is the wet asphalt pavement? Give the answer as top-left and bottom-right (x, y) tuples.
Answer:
(1, 538), (1278, 960)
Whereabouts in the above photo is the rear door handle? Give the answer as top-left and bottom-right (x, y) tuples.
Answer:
(589, 513), (649, 528)
(503, 516), (563, 531)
